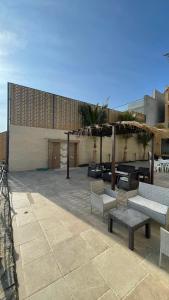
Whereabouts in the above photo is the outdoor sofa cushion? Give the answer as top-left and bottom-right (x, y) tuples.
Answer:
(102, 194), (116, 211)
(128, 195), (169, 225)
(139, 182), (169, 207)
(120, 176), (128, 182)
(104, 187), (117, 198)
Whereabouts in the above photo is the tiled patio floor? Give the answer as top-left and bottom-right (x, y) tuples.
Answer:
(9, 168), (169, 300)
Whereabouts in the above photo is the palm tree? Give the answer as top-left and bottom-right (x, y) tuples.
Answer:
(118, 111), (136, 122)
(137, 132), (152, 160)
(79, 104), (107, 161)
(80, 104), (107, 126)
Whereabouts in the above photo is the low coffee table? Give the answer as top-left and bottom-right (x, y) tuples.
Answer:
(108, 207), (151, 250)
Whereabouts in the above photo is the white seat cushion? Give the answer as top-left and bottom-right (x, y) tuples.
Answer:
(120, 176), (128, 182)
(128, 195), (168, 215)
(102, 194), (116, 210)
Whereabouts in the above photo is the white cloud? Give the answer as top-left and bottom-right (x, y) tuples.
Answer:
(0, 30), (26, 56)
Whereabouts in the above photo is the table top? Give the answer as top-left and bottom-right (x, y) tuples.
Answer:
(109, 207), (150, 228)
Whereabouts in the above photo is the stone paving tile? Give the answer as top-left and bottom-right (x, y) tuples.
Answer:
(39, 216), (64, 231)
(80, 229), (110, 255)
(65, 219), (92, 236)
(32, 205), (59, 221)
(15, 208), (36, 227)
(93, 247), (148, 298)
(59, 211), (82, 227)
(44, 222), (73, 249)
(20, 236), (50, 265)
(17, 221), (44, 245)
(64, 262), (109, 300)
(98, 289), (120, 300)
(141, 248), (169, 287)
(28, 278), (74, 300)
(9, 168), (169, 299)
(14, 245), (26, 300)
(16, 261), (26, 300)
(23, 253), (61, 297)
(53, 235), (97, 275)
(125, 274), (169, 300)
(12, 192), (30, 209)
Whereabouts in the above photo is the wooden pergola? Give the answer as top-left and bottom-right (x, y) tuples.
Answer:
(65, 121), (169, 190)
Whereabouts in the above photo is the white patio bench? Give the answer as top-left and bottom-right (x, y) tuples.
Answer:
(127, 182), (169, 227)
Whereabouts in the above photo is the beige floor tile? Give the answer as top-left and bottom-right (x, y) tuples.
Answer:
(141, 249), (169, 286)
(14, 246), (26, 299)
(53, 235), (96, 275)
(93, 247), (148, 298)
(16, 208), (36, 226)
(31, 192), (50, 205)
(28, 278), (74, 300)
(23, 253), (61, 297)
(17, 221), (44, 245)
(39, 216), (63, 231)
(65, 262), (109, 300)
(125, 274), (169, 300)
(98, 289), (119, 300)
(20, 236), (50, 265)
(32, 206), (59, 220)
(81, 229), (109, 255)
(31, 193), (59, 210)
(12, 192), (30, 209)
(16, 260), (26, 300)
(60, 212), (81, 227)
(64, 219), (91, 236)
(44, 222), (73, 249)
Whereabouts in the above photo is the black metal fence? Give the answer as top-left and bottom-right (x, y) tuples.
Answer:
(0, 165), (18, 299)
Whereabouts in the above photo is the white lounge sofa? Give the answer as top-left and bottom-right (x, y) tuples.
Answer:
(127, 182), (169, 226)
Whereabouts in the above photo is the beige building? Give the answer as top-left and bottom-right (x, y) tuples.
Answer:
(6, 82), (151, 172)
(0, 132), (6, 161)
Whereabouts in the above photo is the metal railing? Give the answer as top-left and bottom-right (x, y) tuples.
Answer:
(0, 164), (18, 299)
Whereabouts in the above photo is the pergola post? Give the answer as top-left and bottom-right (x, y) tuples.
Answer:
(100, 133), (103, 165)
(111, 125), (116, 190)
(66, 132), (70, 179)
(149, 134), (154, 184)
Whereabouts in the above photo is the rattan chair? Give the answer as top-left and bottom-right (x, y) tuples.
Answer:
(159, 227), (169, 267)
(90, 180), (117, 220)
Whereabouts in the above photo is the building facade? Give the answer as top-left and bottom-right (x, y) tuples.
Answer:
(127, 89), (165, 126)
(127, 87), (169, 157)
(7, 83), (151, 171)
(0, 132), (6, 161)
(8, 83), (120, 171)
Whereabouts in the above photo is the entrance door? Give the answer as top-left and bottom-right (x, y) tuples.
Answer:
(69, 143), (77, 167)
(48, 142), (60, 169)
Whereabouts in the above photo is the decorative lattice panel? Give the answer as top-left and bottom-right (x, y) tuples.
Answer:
(10, 84), (53, 128)
(9, 83), (120, 130)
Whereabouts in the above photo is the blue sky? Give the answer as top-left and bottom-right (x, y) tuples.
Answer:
(0, 0), (169, 131)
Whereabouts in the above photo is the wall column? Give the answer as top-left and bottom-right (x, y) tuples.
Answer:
(149, 134), (154, 184)
(66, 132), (70, 179)
(111, 126), (116, 190)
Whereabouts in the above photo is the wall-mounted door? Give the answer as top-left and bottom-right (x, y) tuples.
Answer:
(48, 142), (60, 169)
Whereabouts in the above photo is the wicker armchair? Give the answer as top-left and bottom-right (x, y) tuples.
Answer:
(90, 180), (117, 219)
(159, 227), (169, 267)
(117, 171), (139, 191)
(117, 164), (135, 173)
